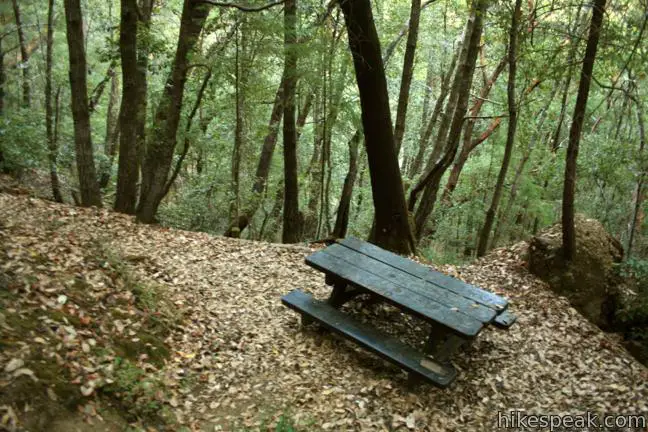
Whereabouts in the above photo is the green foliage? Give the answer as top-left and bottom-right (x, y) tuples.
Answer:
(1, 0), (646, 264)
(616, 258), (648, 282)
(103, 357), (174, 423)
(0, 110), (47, 172)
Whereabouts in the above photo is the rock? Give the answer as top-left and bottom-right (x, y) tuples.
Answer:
(528, 214), (623, 328)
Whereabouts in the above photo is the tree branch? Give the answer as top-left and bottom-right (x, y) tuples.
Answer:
(196, 0), (284, 12)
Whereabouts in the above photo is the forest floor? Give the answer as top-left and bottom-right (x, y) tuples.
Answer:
(1, 176), (647, 431)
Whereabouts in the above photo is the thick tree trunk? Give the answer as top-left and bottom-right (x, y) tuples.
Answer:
(115, 0), (140, 214)
(137, 0), (209, 223)
(393, 0), (421, 155)
(562, 0), (606, 260)
(476, 0), (521, 257)
(282, 0), (301, 243)
(340, 0), (414, 254)
(64, 0), (102, 207)
(45, 0), (63, 203)
(332, 131), (361, 238)
(409, 0), (486, 241)
(12, 0), (30, 107)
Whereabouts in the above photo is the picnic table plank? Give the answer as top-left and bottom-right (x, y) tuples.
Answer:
(321, 244), (497, 323)
(306, 250), (483, 337)
(338, 237), (508, 311)
(281, 290), (457, 388)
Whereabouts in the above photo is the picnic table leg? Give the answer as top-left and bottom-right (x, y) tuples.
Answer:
(325, 275), (363, 308)
(424, 323), (468, 363)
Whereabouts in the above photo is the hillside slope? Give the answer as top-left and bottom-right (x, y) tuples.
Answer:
(1, 189), (646, 431)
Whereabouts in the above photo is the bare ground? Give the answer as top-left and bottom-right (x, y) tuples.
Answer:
(0, 188), (647, 431)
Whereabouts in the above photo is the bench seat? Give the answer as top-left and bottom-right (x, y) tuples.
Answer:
(281, 290), (457, 388)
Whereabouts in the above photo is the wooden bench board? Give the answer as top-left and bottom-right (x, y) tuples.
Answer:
(281, 290), (457, 388)
(338, 237), (508, 311)
(493, 309), (517, 328)
(306, 250), (483, 337)
(319, 243), (497, 323)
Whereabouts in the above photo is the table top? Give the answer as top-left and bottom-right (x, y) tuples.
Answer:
(305, 237), (509, 338)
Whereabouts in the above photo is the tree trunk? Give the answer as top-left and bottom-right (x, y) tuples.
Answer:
(136, 0), (153, 180)
(340, 0), (414, 255)
(225, 75), (285, 237)
(393, 0), (421, 155)
(304, 94), (323, 238)
(439, 55), (507, 204)
(408, 47), (459, 179)
(0, 35), (5, 118)
(137, 0), (209, 223)
(627, 95), (645, 258)
(562, 0), (606, 261)
(476, 0), (521, 257)
(99, 69), (121, 189)
(282, 0), (301, 243)
(264, 181), (285, 241)
(45, 0), (63, 203)
(115, 0), (140, 214)
(409, 0), (487, 241)
(491, 83), (560, 247)
(64, 0), (102, 207)
(229, 28), (244, 238)
(550, 3), (584, 152)
(12, 0), (30, 107)
(332, 131), (361, 238)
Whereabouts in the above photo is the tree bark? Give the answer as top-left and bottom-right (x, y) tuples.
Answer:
(115, 0), (140, 214)
(12, 0), (30, 107)
(408, 47), (459, 179)
(332, 131), (361, 238)
(627, 94), (645, 259)
(99, 69), (121, 189)
(393, 0), (421, 155)
(136, 0), (154, 180)
(476, 0), (521, 257)
(0, 36), (4, 120)
(340, 0), (414, 254)
(229, 28), (244, 238)
(225, 75), (285, 237)
(439, 55), (507, 204)
(64, 0), (102, 207)
(282, 0), (301, 243)
(562, 0), (606, 261)
(137, 0), (209, 223)
(409, 0), (487, 241)
(491, 83), (560, 247)
(46, 0), (63, 203)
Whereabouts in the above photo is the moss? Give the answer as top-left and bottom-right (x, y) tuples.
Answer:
(114, 331), (170, 366)
(102, 358), (174, 425)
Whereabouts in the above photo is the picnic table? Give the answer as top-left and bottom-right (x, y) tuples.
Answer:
(281, 237), (515, 388)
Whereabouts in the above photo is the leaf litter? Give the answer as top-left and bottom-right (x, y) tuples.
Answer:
(0, 188), (647, 431)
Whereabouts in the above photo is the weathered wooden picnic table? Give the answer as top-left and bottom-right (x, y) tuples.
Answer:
(281, 237), (515, 388)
